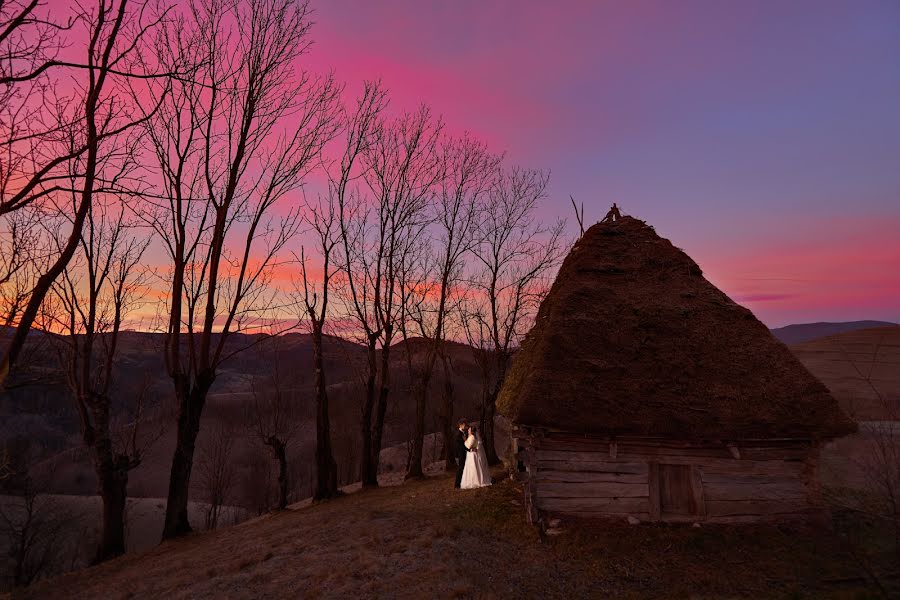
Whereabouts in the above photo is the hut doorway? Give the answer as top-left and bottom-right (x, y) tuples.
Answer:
(659, 464), (695, 515)
(651, 462), (705, 520)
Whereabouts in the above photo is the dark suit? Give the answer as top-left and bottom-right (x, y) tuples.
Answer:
(454, 429), (468, 488)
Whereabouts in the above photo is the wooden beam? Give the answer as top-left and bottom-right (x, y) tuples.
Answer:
(648, 461), (661, 521)
(534, 471), (647, 484)
(536, 482), (650, 498)
(690, 464), (706, 520)
(536, 460), (648, 475)
(536, 496), (649, 513)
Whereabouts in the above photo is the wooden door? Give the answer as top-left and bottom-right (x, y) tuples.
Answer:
(659, 464), (695, 515)
(649, 462), (706, 520)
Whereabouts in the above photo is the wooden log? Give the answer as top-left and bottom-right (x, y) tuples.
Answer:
(738, 447), (810, 461)
(535, 450), (623, 462)
(548, 511), (652, 521)
(534, 471), (647, 484)
(616, 444), (735, 459)
(536, 482), (650, 498)
(698, 460), (806, 477)
(535, 496), (649, 513)
(539, 437), (611, 451)
(536, 460), (648, 475)
(702, 483), (808, 502)
(648, 462), (661, 521)
(705, 511), (818, 524)
(698, 472), (802, 485)
(690, 465), (706, 518)
(538, 432), (812, 447)
(705, 499), (810, 517)
(535, 447), (731, 461)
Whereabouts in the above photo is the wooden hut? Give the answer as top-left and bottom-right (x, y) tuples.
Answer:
(498, 216), (855, 524)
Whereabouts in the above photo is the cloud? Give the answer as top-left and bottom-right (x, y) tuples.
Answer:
(733, 293), (795, 303)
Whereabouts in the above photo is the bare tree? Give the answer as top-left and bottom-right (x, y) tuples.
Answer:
(246, 340), (301, 510)
(0, 0), (167, 383)
(297, 82), (391, 499)
(469, 167), (566, 464)
(336, 104), (440, 487)
(39, 182), (151, 562)
(1, 212), (44, 325)
(0, 472), (75, 589)
(297, 201), (342, 500)
(197, 424), (236, 531)
(138, 0), (340, 538)
(406, 134), (499, 479)
(826, 332), (900, 566)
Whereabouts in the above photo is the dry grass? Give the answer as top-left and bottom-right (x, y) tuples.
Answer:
(791, 326), (900, 421)
(10, 468), (888, 599)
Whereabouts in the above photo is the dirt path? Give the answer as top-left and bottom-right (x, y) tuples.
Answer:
(14, 469), (882, 599)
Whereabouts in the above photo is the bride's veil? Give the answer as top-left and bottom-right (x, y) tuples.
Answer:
(475, 433), (490, 475)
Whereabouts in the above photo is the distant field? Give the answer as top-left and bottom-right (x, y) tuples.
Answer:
(791, 326), (900, 421)
(790, 327), (900, 492)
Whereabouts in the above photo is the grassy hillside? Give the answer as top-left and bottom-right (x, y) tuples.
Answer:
(2, 333), (488, 502)
(15, 469), (890, 599)
(791, 326), (900, 421)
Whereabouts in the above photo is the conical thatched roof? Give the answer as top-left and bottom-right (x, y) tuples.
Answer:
(498, 217), (855, 441)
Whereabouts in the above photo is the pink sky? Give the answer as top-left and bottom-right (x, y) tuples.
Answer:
(293, 0), (900, 327)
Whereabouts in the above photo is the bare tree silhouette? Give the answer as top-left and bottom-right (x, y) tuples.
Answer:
(137, 0), (340, 538)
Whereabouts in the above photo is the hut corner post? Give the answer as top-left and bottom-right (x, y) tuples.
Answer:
(514, 425), (544, 526)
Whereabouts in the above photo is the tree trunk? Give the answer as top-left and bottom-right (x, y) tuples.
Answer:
(480, 389), (500, 465)
(479, 351), (508, 466)
(359, 338), (378, 488)
(312, 326), (339, 501)
(406, 359), (432, 480)
(439, 351), (456, 471)
(273, 440), (288, 510)
(368, 341), (391, 485)
(94, 456), (128, 563)
(162, 374), (211, 539)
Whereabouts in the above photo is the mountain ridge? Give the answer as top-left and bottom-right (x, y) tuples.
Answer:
(771, 320), (898, 345)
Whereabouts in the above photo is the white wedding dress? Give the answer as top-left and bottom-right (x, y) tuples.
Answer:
(460, 434), (492, 489)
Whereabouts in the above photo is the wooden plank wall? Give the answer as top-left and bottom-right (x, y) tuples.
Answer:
(514, 428), (820, 524)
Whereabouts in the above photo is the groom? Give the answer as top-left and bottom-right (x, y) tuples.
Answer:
(454, 419), (469, 489)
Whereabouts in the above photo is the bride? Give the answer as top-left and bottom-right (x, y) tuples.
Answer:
(460, 425), (491, 489)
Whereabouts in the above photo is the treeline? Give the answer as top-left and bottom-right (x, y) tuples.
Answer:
(0, 0), (566, 571)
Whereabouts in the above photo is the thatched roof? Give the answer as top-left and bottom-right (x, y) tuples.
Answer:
(498, 217), (855, 441)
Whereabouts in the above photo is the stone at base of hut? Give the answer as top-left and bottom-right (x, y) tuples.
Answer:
(548, 518), (562, 528)
(627, 516), (641, 525)
(546, 528), (564, 536)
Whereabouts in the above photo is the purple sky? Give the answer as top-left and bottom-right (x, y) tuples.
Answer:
(305, 0), (900, 327)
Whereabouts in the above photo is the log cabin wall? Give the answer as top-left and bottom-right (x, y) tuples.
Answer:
(513, 427), (822, 524)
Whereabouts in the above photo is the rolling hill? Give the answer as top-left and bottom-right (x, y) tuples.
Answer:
(771, 320), (897, 345)
(789, 325), (900, 420)
(1, 331), (489, 502)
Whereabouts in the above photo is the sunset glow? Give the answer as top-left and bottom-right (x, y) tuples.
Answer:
(300, 0), (900, 327)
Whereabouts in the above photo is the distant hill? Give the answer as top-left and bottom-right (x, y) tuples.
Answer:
(771, 320), (897, 345)
(1, 330), (489, 501)
(790, 326), (900, 421)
